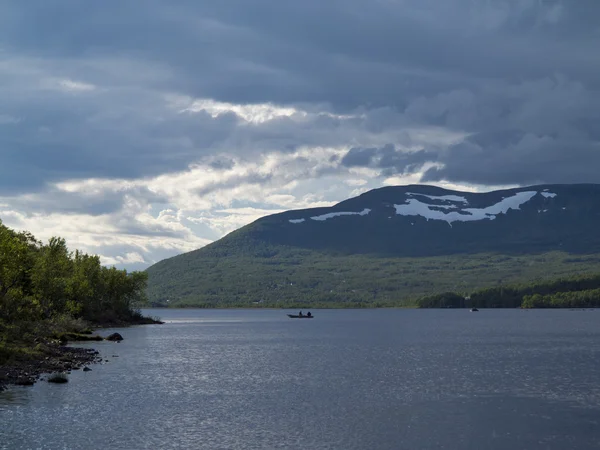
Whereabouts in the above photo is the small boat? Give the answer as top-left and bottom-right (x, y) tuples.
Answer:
(470, 308), (479, 312)
(287, 314), (314, 319)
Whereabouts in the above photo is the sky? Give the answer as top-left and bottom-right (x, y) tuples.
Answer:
(1, 0), (599, 270)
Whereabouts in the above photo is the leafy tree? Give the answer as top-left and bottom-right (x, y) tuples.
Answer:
(0, 221), (39, 321)
(31, 237), (73, 317)
(0, 220), (149, 324)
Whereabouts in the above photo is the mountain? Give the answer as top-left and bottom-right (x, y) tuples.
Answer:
(146, 184), (600, 307)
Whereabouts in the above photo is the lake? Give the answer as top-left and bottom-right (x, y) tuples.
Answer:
(1, 309), (600, 449)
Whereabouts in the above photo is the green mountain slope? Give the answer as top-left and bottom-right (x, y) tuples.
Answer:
(146, 184), (600, 307)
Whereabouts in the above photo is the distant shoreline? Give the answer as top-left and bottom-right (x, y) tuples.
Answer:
(144, 305), (419, 310)
(143, 305), (595, 310)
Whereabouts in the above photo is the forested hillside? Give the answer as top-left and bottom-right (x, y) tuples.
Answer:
(146, 184), (600, 308)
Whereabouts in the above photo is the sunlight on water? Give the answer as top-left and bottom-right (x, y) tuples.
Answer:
(163, 318), (248, 324)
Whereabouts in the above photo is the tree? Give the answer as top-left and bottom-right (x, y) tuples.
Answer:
(0, 222), (39, 321)
(31, 237), (73, 317)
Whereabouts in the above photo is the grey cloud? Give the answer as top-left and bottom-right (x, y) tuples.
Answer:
(0, 63), (412, 195)
(209, 157), (236, 170)
(341, 145), (436, 175)
(0, 0), (599, 196)
(341, 148), (378, 168)
(422, 130), (600, 185)
(0, 79), (240, 193)
(116, 221), (188, 239)
(3, 1), (599, 109)
(195, 171), (274, 197)
(4, 185), (168, 217)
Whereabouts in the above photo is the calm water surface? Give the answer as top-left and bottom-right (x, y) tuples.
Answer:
(2, 309), (600, 449)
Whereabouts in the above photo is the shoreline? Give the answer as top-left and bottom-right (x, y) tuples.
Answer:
(0, 316), (163, 392)
(143, 305), (596, 310)
(145, 305), (419, 310)
(0, 344), (102, 391)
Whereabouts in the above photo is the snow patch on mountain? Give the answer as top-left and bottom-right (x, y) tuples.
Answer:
(407, 193), (468, 204)
(310, 208), (371, 221)
(426, 204), (459, 210)
(394, 191), (538, 224)
(541, 192), (557, 198)
(290, 208), (372, 223)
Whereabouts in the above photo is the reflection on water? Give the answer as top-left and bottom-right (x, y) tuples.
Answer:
(1, 309), (600, 450)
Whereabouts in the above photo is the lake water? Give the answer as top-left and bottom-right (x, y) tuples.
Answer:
(1, 309), (600, 449)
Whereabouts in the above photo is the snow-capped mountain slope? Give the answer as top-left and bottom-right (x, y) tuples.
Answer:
(287, 189), (549, 225)
(145, 184), (600, 306)
(239, 183), (600, 256)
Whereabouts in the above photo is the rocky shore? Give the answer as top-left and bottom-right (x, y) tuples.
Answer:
(0, 316), (163, 392)
(0, 343), (102, 391)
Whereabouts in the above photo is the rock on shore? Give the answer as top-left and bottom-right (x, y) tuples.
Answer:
(105, 333), (124, 342)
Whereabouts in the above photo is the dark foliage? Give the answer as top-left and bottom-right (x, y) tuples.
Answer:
(417, 272), (600, 308)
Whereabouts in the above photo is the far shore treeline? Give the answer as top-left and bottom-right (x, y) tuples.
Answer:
(148, 273), (600, 310)
(417, 274), (600, 309)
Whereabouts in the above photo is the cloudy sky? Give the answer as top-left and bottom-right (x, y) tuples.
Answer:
(1, 0), (599, 269)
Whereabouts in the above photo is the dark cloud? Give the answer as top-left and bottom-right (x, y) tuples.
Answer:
(7, 185), (168, 217)
(422, 131), (600, 186)
(0, 0), (599, 196)
(341, 147), (378, 168)
(0, 82), (247, 194)
(3, 1), (599, 105)
(209, 157), (236, 170)
(341, 145), (436, 175)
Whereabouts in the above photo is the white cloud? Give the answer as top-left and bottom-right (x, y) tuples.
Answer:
(345, 179), (368, 187)
(101, 252), (146, 266)
(181, 98), (303, 124)
(187, 207), (285, 236)
(43, 78), (97, 92)
(58, 79), (96, 92)
(1, 150), (364, 267)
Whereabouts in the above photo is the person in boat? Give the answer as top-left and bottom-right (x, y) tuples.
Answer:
(298, 311), (303, 317)
(307, 311), (312, 317)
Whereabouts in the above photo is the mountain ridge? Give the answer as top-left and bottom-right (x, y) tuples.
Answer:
(213, 183), (600, 257)
(146, 183), (600, 307)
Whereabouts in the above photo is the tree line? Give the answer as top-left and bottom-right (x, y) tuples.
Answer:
(417, 273), (600, 308)
(0, 219), (148, 325)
